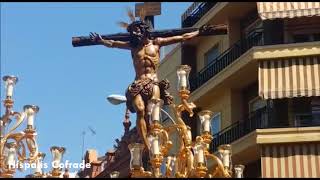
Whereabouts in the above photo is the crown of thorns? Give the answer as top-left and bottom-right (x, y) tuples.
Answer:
(117, 7), (153, 32)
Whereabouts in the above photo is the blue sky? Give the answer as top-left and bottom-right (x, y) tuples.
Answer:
(1, 2), (192, 177)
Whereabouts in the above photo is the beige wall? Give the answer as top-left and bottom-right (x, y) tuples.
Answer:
(227, 18), (241, 46)
(158, 46), (181, 105)
(196, 35), (229, 72)
(199, 88), (232, 131)
(231, 89), (244, 124)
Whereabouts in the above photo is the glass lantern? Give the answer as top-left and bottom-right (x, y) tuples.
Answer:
(128, 143), (145, 170)
(176, 65), (191, 91)
(110, 171), (120, 178)
(5, 142), (17, 170)
(198, 110), (214, 135)
(2, 75), (18, 99)
(147, 99), (164, 125)
(218, 144), (232, 169)
(147, 134), (161, 157)
(234, 164), (245, 178)
(50, 146), (66, 169)
(23, 105), (40, 130)
(192, 137), (206, 167)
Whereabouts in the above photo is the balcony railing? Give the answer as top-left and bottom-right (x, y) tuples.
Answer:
(210, 107), (320, 152)
(190, 29), (264, 92)
(181, 2), (217, 28)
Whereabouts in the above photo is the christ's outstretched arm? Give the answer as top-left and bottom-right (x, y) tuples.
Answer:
(90, 32), (131, 50)
(154, 30), (199, 47)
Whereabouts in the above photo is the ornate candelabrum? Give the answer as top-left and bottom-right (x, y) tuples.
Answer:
(0, 75), (41, 178)
(127, 65), (245, 178)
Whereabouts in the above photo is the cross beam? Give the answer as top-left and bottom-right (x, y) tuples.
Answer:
(72, 25), (228, 47)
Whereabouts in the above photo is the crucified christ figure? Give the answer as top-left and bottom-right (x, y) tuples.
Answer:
(90, 15), (207, 151)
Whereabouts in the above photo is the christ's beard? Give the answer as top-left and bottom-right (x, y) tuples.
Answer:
(131, 34), (144, 48)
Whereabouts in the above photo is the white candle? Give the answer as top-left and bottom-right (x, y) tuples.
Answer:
(234, 165), (244, 178)
(200, 116), (205, 133)
(222, 153), (230, 168)
(27, 114), (35, 127)
(152, 104), (160, 122)
(7, 147), (16, 169)
(203, 119), (210, 132)
(25, 107), (35, 127)
(52, 149), (62, 168)
(152, 138), (160, 155)
(178, 71), (187, 89)
(197, 149), (204, 163)
(235, 171), (242, 178)
(110, 171), (120, 178)
(6, 84), (13, 97)
(202, 114), (211, 132)
(35, 160), (42, 174)
(0, 120), (4, 136)
(132, 148), (140, 166)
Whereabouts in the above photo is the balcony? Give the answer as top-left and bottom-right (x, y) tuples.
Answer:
(181, 2), (217, 28)
(190, 29), (264, 92)
(210, 107), (320, 152)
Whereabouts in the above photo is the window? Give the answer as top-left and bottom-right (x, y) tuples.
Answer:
(204, 44), (220, 66)
(211, 113), (221, 135)
(291, 97), (320, 126)
(295, 97), (320, 126)
(249, 97), (268, 128)
(243, 19), (263, 38)
(293, 34), (309, 43)
(311, 97), (320, 126)
(311, 97), (320, 114)
(249, 97), (267, 114)
(314, 33), (320, 41)
(293, 33), (320, 43)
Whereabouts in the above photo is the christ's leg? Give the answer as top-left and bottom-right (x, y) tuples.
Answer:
(133, 94), (149, 150)
(151, 85), (161, 100)
(146, 84), (161, 123)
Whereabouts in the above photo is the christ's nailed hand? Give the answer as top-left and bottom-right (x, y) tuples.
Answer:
(90, 32), (103, 42)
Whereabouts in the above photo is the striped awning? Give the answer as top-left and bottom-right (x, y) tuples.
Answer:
(261, 143), (320, 178)
(258, 56), (320, 99)
(257, 2), (320, 20)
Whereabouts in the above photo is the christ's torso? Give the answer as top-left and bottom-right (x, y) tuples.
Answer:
(131, 41), (160, 81)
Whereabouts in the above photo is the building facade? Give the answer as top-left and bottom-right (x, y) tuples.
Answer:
(80, 2), (320, 178)
(158, 2), (320, 178)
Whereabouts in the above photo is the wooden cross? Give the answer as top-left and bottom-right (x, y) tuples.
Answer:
(72, 25), (228, 47)
(71, 2), (228, 47)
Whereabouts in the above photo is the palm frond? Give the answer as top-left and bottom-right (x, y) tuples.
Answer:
(117, 21), (129, 29)
(126, 7), (135, 22)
